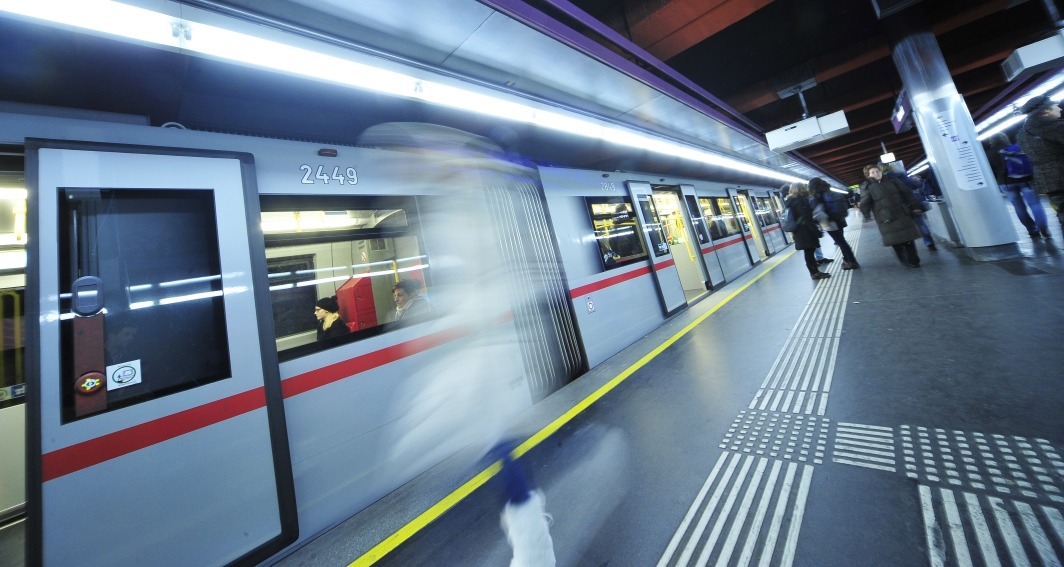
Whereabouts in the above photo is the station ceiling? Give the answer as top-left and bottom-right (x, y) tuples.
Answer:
(567, 0), (1062, 185)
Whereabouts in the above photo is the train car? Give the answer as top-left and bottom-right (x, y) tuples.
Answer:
(538, 168), (726, 368)
(1, 106), (793, 567)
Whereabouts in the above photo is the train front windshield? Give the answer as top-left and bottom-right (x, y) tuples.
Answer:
(260, 195), (433, 360)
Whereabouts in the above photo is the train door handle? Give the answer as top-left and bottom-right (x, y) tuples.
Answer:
(71, 276), (107, 417)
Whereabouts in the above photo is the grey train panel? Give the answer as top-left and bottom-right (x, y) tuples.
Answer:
(570, 269), (664, 368)
(481, 170), (584, 400)
(29, 146), (293, 567)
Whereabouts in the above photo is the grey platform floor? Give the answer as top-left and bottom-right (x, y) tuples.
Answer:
(276, 203), (1064, 567)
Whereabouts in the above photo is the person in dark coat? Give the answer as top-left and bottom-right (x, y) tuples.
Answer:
(1016, 94), (1064, 231)
(859, 165), (925, 268)
(391, 278), (435, 325)
(314, 296), (351, 341)
(785, 182), (831, 280)
(783, 183), (831, 265)
(808, 177), (859, 269)
(985, 132), (1048, 238)
(907, 174), (936, 250)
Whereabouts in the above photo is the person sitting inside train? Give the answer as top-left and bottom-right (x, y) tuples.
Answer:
(314, 296), (351, 341)
(391, 278), (434, 325)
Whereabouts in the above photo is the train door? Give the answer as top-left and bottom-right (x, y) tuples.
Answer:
(700, 195), (752, 281)
(753, 194), (784, 253)
(626, 181), (686, 315)
(729, 188), (768, 262)
(771, 191), (790, 244)
(679, 186), (725, 288)
(27, 142), (297, 567)
(0, 182), (27, 527)
(651, 187), (710, 302)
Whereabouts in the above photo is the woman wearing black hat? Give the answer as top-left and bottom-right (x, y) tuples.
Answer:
(1017, 94), (1064, 231)
(314, 296), (351, 341)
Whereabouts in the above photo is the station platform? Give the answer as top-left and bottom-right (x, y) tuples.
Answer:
(268, 204), (1064, 567)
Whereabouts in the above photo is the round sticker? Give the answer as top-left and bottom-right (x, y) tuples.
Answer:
(75, 372), (105, 395)
(111, 366), (137, 385)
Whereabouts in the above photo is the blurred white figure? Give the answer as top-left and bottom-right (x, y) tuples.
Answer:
(361, 124), (558, 564)
(495, 446), (556, 567)
(502, 490), (556, 567)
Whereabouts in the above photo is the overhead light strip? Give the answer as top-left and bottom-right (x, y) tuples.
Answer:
(0, 0), (805, 183)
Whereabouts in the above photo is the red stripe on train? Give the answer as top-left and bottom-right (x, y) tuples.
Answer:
(42, 387), (267, 482)
(41, 314), (515, 481)
(569, 266), (651, 298)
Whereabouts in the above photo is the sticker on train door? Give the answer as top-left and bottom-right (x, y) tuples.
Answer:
(106, 359), (142, 390)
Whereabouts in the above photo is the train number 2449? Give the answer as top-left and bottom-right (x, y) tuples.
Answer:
(300, 164), (358, 185)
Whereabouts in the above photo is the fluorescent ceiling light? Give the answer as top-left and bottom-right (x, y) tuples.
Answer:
(0, 188), (27, 200)
(976, 114), (1026, 141)
(0, 0), (804, 184)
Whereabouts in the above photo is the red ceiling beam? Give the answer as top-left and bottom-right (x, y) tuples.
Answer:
(630, 0), (777, 61)
(727, 0), (1014, 113)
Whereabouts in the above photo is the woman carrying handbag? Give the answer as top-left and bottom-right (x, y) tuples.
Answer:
(785, 182), (831, 280)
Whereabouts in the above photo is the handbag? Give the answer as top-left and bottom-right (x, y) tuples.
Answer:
(780, 206), (798, 232)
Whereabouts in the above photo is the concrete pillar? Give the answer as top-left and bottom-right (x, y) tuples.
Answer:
(886, 9), (1020, 261)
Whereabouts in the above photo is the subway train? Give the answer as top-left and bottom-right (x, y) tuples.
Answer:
(0, 107), (795, 567)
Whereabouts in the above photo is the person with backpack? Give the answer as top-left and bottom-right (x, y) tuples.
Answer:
(989, 132), (1050, 238)
(784, 182), (831, 280)
(781, 183), (832, 265)
(808, 177), (859, 269)
(1017, 95), (1064, 232)
(908, 174), (937, 250)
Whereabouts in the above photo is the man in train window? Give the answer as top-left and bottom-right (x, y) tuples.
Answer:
(391, 279), (434, 325)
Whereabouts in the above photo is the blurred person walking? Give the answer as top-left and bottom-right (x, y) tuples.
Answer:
(1015, 95), (1064, 232)
(785, 182), (831, 280)
(907, 174), (937, 250)
(808, 177), (860, 269)
(986, 132), (1048, 238)
(860, 165), (925, 268)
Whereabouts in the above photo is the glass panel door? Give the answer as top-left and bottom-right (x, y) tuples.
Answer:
(29, 143), (296, 567)
(626, 181), (686, 314)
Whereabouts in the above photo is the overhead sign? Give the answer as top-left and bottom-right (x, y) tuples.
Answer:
(892, 90), (913, 134)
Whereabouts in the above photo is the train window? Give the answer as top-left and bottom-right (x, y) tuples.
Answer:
(0, 188), (26, 411)
(636, 197), (670, 258)
(755, 197), (778, 226)
(58, 189), (232, 422)
(684, 195), (711, 245)
(701, 197), (742, 239)
(260, 195), (433, 361)
(584, 197), (647, 270)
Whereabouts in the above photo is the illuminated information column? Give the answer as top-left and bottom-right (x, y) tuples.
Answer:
(932, 110), (989, 191)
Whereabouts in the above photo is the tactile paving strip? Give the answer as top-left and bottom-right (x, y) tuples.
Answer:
(900, 425), (1064, 503)
(720, 410), (830, 464)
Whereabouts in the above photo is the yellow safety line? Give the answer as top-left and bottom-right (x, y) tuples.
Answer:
(349, 249), (796, 567)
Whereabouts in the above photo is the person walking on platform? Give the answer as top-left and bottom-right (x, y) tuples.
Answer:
(986, 132), (1049, 238)
(907, 174), (936, 250)
(860, 165), (924, 268)
(785, 182), (831, 280)
(781, 183), (831, 266)
(1016, 95), (1064, 232)
(808, 177), (860, 269)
